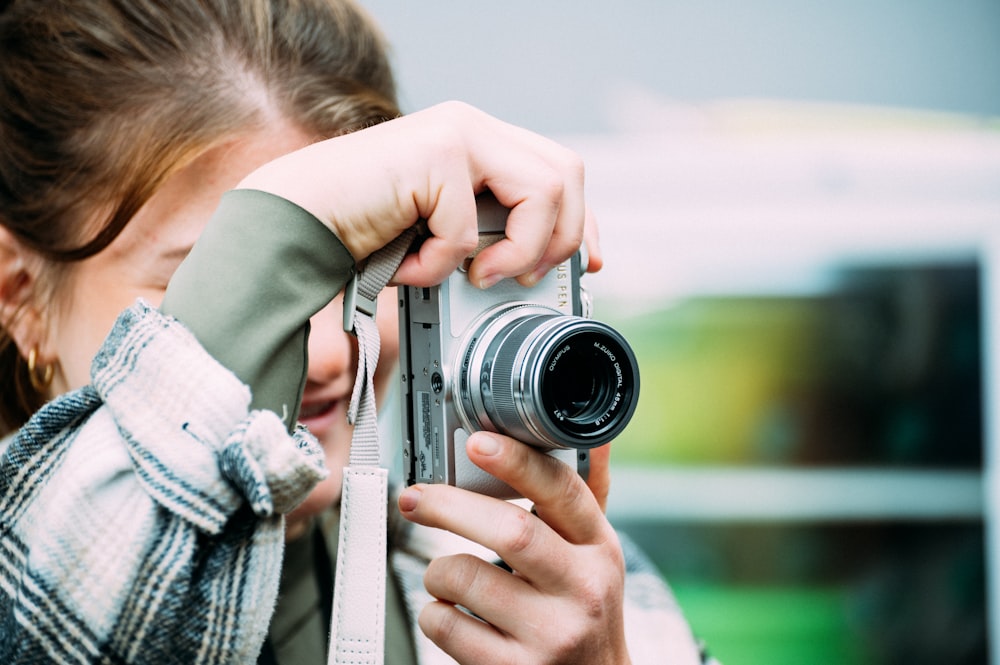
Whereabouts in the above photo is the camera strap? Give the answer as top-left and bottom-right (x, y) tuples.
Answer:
(328, 226), (417, 665)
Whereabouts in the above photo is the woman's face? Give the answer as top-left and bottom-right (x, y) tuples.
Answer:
(45, 123), (400, 536)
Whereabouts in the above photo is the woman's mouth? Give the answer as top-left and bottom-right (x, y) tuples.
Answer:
(299, 400), (336, 420)
(298, 399), (343, 437)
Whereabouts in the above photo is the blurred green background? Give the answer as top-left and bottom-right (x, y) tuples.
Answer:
(605, 263), (985, 664)
(610, 262), (983, 468)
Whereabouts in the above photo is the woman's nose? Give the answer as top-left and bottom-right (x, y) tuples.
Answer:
(306, 297), (356, 386)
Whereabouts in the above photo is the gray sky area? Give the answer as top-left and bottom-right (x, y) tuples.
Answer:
(360, 0), (1000, 136)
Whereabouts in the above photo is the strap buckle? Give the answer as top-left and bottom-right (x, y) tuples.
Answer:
(343, 269), (378, 333)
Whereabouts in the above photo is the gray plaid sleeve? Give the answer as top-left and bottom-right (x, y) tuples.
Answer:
(0, 301), (328, 664)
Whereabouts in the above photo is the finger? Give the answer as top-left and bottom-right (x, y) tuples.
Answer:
(418, 600), (521, 665)
(422, 553), (535, 638)
(586, 443), (612, 514)
(398, 482), (574, 584)
(464, 129), (586, 288)
(394, 234), (474, 288)
(516, 147), (586, 287)
(463, 181), (560, 288)
(392, 181), (480, 287)
(582, 206), (604, 274)
(464, 187), (583, 291)
(464, 432), (611, 546)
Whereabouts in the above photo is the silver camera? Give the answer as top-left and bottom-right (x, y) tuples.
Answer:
(398, 193), (640, 498)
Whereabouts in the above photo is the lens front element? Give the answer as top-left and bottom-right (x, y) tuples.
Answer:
(541, 330), (631, 437)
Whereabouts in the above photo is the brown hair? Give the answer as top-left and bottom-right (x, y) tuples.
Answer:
(0, 0), (400, 432)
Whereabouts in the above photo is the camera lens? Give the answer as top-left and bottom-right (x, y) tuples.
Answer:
(541, 331), (625, 433)
(458, 306), (640, 449)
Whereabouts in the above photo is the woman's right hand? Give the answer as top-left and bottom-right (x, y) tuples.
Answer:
(236, 101), (600, 290)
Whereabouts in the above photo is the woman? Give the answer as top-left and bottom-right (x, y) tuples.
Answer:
(0, 1), (709, 663)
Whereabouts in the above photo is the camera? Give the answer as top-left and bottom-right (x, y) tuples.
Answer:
(398, 192), (640, 498)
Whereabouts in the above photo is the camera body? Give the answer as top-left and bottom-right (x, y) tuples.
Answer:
(398, 193), (640, 498)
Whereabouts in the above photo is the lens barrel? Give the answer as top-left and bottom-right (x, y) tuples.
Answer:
(458, 305), (640, 449)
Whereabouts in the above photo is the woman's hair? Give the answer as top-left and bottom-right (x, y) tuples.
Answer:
(0, 0), (400, 432)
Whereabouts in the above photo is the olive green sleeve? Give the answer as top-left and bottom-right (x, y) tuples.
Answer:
(159, 189), (355, 427)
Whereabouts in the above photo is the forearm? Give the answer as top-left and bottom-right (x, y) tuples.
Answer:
(160, 189), (354, 426)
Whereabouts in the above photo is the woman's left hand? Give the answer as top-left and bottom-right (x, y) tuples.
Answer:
(397, 433), (632, 665)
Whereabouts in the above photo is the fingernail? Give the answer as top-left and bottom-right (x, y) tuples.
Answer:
(472, 433), (501, 456)
(478, 274), (502, 289)
(398, 486), (422, 512)
(524, 264), (551, 287)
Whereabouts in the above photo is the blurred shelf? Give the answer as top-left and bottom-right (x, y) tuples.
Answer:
(606, 466), (983, 522)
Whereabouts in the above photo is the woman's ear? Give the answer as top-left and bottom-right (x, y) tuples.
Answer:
(0, 226), (46, 359)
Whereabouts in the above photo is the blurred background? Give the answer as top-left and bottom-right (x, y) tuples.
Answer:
(361, 1), (1000, 663)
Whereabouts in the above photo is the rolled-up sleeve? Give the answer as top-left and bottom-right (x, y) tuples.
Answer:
(0, 301), (328, 663)
(160, 188), (356, 428)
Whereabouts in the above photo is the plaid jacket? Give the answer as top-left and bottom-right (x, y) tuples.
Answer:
(0, 301), (327, 663)
(1, 301), (714, 664)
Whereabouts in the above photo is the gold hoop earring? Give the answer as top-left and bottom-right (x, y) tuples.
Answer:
(27, 347), (54, 393)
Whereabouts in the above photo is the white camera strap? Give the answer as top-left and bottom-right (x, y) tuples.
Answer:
(327, 227), (416, 665)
